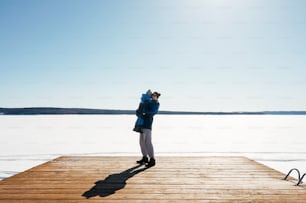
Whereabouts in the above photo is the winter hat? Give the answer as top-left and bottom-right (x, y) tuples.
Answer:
(152, 91), (161, 98)
(146, 89), (152, 96)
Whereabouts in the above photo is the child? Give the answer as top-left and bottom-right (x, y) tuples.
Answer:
(133, 90), (152, 133)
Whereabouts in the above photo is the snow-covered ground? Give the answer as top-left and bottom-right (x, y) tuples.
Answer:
(1, 115), (306, 180)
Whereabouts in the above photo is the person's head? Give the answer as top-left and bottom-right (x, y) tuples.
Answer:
(151, 92), (161, 100)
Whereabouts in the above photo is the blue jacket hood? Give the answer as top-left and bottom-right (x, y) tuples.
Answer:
(141, 93), (152, 103)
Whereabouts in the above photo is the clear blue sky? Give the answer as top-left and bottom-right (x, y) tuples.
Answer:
(1, 0), (306, 111)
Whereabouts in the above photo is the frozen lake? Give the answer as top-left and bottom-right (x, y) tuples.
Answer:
(1, 115), (306, 180)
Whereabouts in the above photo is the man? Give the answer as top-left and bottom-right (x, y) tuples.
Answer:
(136, 91), (160, 167)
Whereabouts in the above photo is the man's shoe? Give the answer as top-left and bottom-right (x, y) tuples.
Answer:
(136, 156), (148, 164)
(146, 158), (155, 167)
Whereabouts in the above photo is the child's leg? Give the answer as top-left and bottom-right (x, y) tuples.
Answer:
(136, 117), (144, 125)
(133, 118), (144, 132)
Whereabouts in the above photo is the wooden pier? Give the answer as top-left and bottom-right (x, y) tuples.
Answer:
(0, 156), (305, 202)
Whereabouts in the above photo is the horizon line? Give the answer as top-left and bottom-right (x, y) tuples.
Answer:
(1, 107), (306, 115)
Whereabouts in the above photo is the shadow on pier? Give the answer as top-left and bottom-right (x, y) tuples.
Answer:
(82, 164), (148, 198)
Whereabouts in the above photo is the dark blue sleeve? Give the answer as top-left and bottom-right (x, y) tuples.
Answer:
(143, 102), (159, 116)
(136, 103), (144, 117)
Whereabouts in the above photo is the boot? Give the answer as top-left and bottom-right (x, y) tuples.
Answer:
(133, 126), (143, 133)
(136, 156), (148, 164)
(146, 158), (155, 167)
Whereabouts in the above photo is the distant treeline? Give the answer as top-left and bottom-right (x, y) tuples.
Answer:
(1, 107), (306, 115)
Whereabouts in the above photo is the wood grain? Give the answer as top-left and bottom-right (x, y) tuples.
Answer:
(0, 156), (305, 202)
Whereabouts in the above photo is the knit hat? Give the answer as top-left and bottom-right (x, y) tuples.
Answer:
(146, 89), (152, 96)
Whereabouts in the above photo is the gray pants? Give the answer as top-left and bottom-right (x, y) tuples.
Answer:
(139, 128), (154, 158)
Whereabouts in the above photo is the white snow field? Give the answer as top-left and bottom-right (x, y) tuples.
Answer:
(1, 115), (306, 180)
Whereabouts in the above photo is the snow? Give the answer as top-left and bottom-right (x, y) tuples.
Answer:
(1, 115), (306, 180)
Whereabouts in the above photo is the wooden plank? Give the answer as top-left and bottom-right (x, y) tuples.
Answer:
(0, 156), (305, 202)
